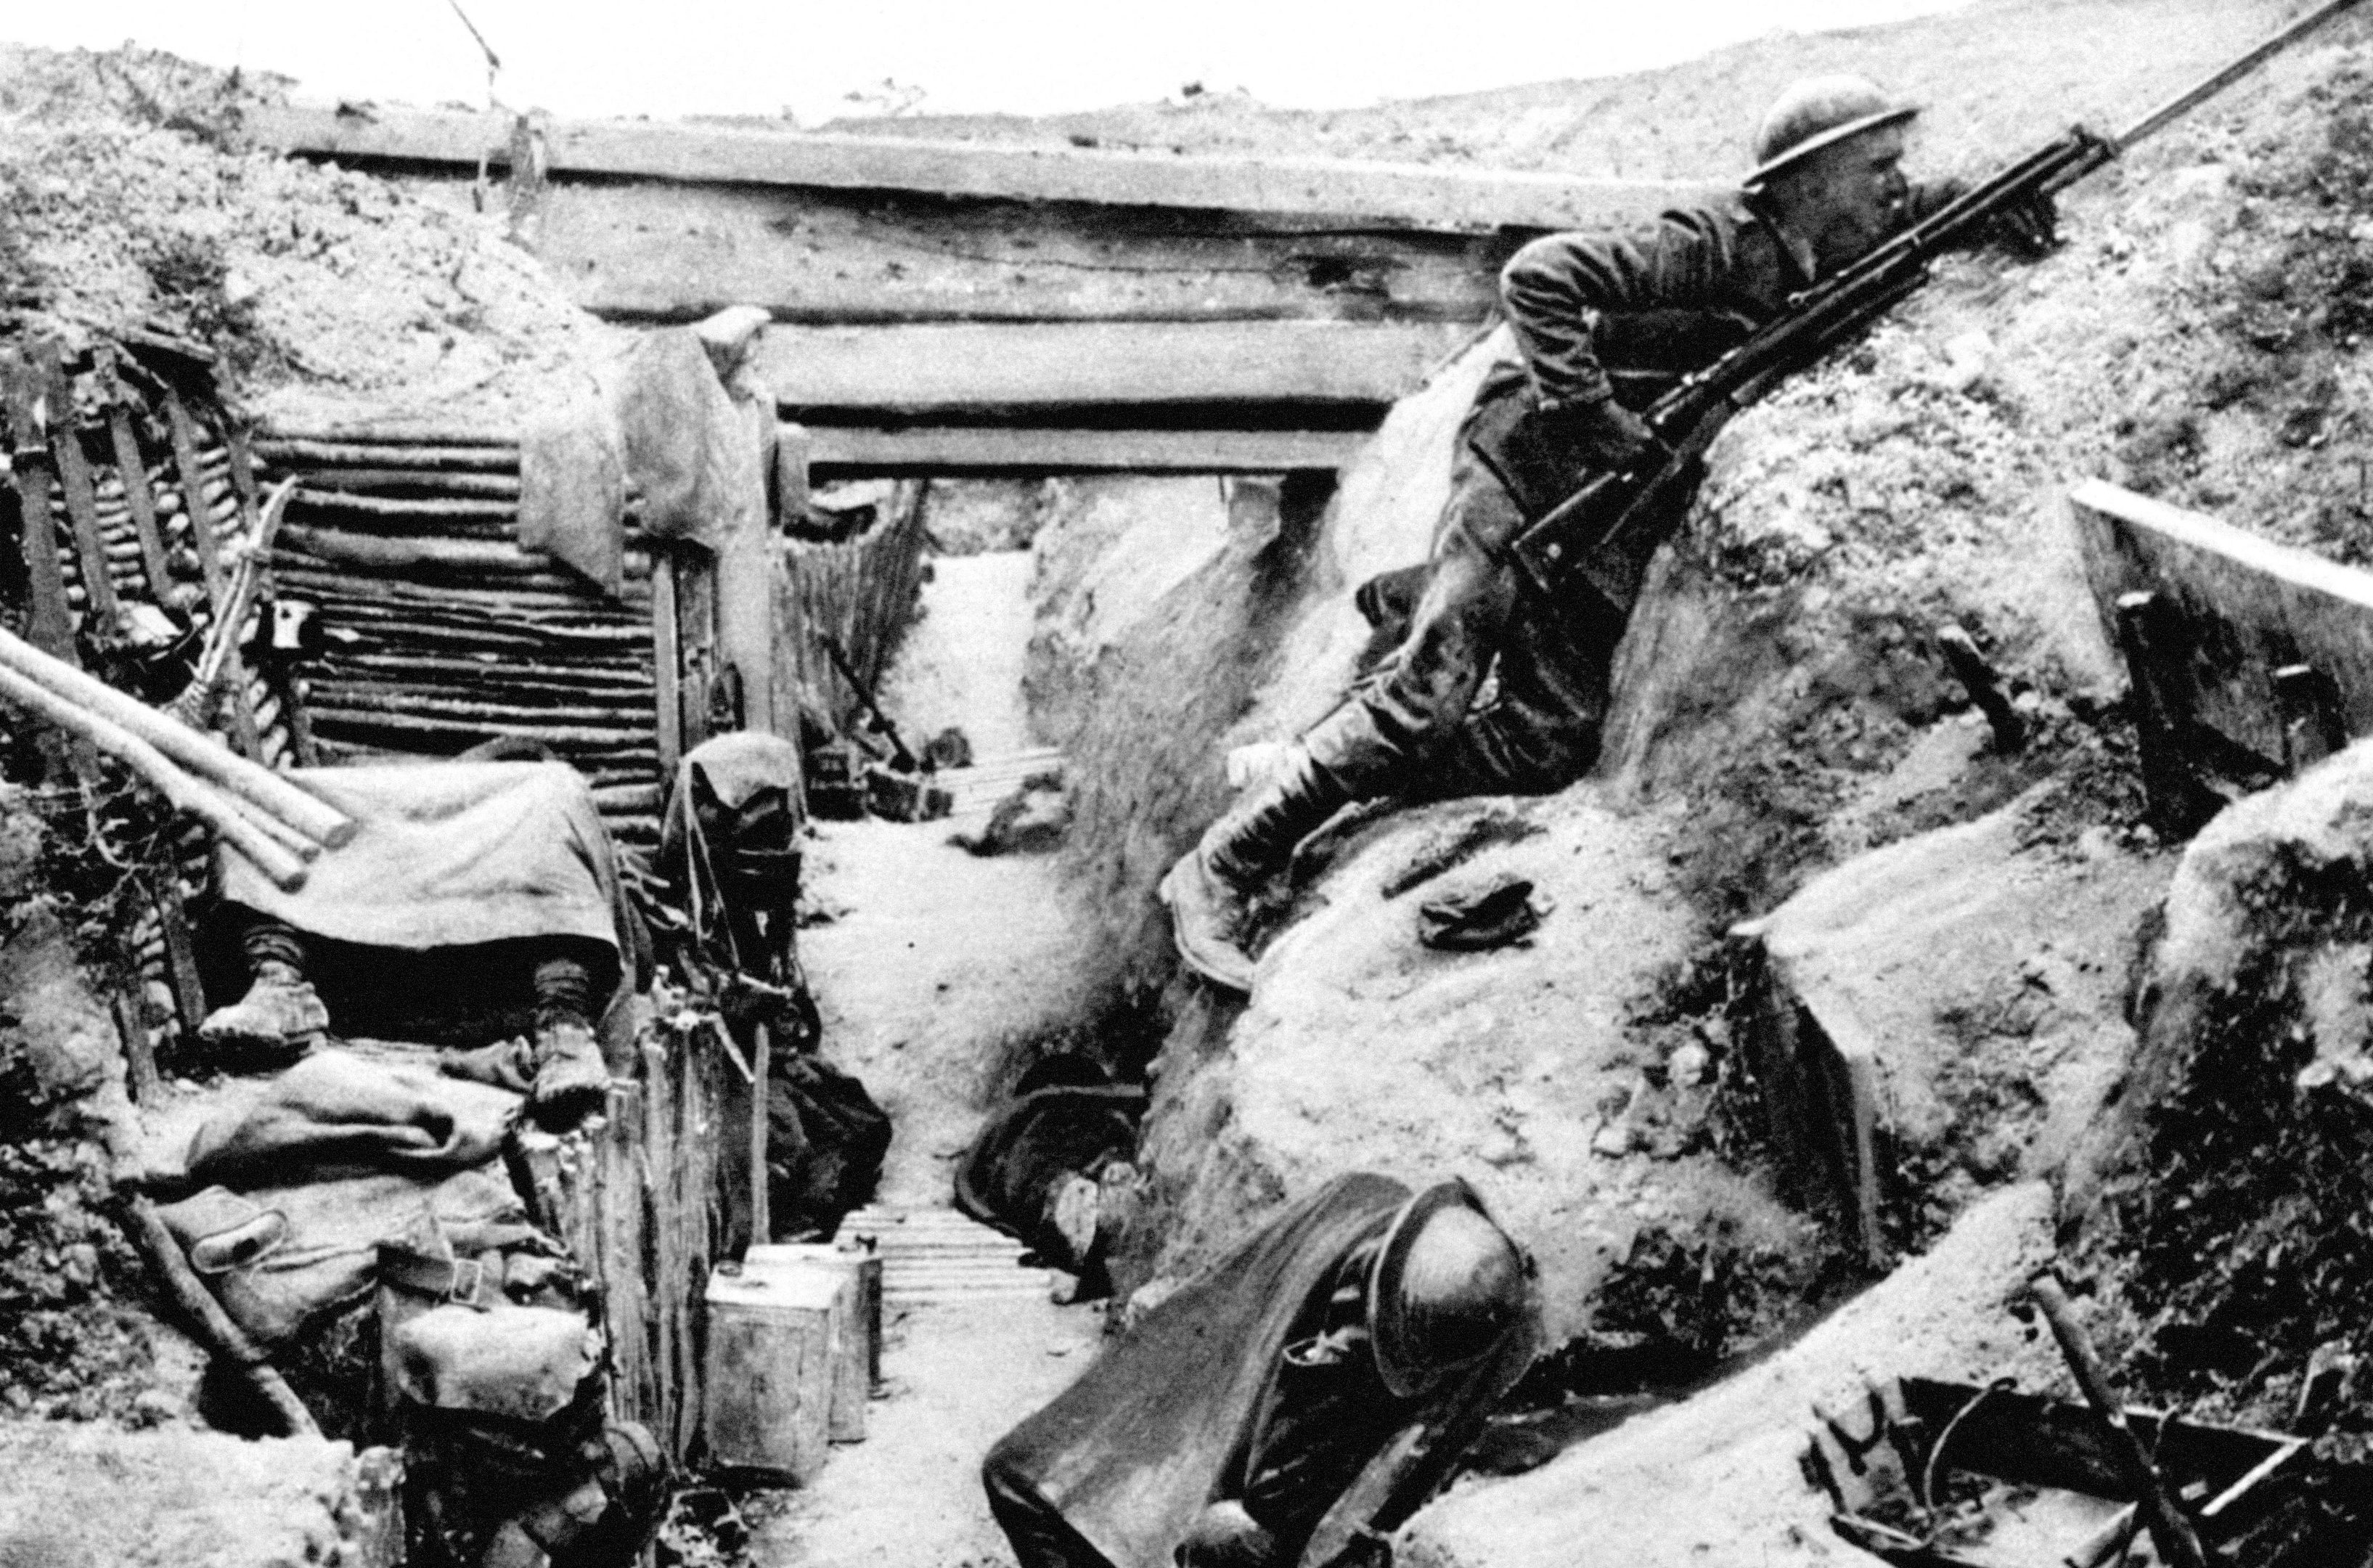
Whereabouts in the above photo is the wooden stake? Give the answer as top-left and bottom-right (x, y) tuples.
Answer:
(750, 1024), (772, 1246)
(120, 1194), (319, 1438)
(2030, 1273), (2210, 1568)
(112, 991), (160, 1104)
(95, 347), (176, 597)
(41, 354), (124, 632)
(147, 873), (208, 1039)
(162, 391), (228, 603)
(1, 355), (78, 664)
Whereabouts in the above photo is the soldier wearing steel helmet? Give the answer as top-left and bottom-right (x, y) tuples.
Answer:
(982, 1174), (1537, 1568)
(1162, 76), (2056, 993)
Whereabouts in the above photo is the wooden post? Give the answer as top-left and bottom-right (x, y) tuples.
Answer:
(651, 551), (682, 778)
(0, 353), (78, 746)
(2274, 662), (2345, 776)
(120, 1194), (319, 1438)
(2030, 1273), (2210, 1568)
(147, 873), (208, 1037)
(95, 347), (176, 598)
(161, 390), (228, 602)
(41, 353), (124, 636)
(2114, 592), (2211, 836)
(749, 1024), (772, 1246)
(111, 991), (160, 1104)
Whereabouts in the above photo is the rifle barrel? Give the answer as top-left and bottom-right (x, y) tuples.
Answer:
(2112, 0), (2369, 154)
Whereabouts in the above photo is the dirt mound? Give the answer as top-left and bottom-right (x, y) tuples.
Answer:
(1127, 790), (1813, 1346)
(2066, 739), (2373, 1433)
(0, 44), (614, 433)
(1399, 1183), (2066, 1568)
(1741, 787), (2173, 1251)
(0, 1424), (393, 1567)
(851, 0), (2303, 180)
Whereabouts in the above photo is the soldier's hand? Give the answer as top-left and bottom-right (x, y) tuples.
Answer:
(1548, 396), (1661, 472)
(1988, 188), (2059, 257)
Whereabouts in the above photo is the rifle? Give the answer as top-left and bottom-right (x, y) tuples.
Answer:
(820, 633), (920, 773)
(1509, 0), (2370, 619)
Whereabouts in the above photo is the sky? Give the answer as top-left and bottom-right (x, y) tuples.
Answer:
(12, 0), (1978, 124)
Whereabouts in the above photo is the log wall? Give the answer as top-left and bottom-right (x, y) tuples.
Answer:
(254, 432), (669, 845)
(511, 1018), (735, 1463)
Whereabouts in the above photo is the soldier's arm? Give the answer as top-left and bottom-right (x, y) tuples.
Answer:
(1496, 211), (1736, 412)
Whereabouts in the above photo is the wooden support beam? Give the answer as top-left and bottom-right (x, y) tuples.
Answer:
(248, 102), (1709, 234)
(46, 383), (125, 632)
(757, 320), (1471, 415)
(804, 425), (1369, 474)
(2073, 478), (2373, 822)
(95, 348), (176, 598)
(431, 177), (1519, 326)
(1, 356), (76, 665)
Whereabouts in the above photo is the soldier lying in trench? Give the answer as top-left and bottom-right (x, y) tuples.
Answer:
(954, 1054), (1145, 1294)
(983, 1175), (1537, 1568)
(1162, 75), (2058, 991)
(195, 754), (642, 1130)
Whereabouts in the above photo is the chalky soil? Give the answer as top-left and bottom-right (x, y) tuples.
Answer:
(749, 550), (1110, 1567)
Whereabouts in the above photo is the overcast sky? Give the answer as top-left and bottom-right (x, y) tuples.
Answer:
(13, 1), (1977, 123)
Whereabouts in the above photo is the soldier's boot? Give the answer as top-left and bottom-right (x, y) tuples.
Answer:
(1159, 747), (1351, 993)
(199, 918), (328, 1060)
(526, 953), (610, 1130)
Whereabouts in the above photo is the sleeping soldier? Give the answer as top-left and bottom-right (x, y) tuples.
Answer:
(982, 1175), (1537, 1568)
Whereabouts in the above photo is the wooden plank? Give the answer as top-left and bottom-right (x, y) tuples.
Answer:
(2072, 478), (2373, 769)
(249, 102), (1709, 234)
(756, 320), (1470, 415)
(452, 177), (1517, 325)
(805, 425), (1369, 473)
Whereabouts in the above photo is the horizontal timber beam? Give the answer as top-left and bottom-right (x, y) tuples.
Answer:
(248, 102), (1710, 233)
(802, 426), (1369, 474)
(756, 321), (1478, 415)
(2072, 478), (2373, 766)
(487, 180), (1514, 325)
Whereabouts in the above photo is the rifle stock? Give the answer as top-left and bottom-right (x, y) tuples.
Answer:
(1506, 0), (2369, 616)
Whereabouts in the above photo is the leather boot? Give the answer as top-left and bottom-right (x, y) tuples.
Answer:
(197, 960), (329, 1060)
(528, 1021), (610, 1130)
(1159, 748), (1352, 993)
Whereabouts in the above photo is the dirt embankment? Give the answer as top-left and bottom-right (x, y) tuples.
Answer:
(1022, 16), (2373, 1561)
(0, 44), (615, 433)
(846, 0), (2296, 179)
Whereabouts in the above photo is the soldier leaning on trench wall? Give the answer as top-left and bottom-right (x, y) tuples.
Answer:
(1161, 74), (2058, 994)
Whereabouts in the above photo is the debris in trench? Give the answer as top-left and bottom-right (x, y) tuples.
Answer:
(1932, 623), (2025, 755)
(1417, 874), (1545, 952)
(952, 770), (1070, 857)
(1803, 1370), (2321, 1567)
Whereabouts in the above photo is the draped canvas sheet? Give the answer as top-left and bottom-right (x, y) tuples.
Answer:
(218, 761), (631, 957)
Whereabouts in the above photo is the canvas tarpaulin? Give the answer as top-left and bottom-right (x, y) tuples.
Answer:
(219, 761), (632, 958)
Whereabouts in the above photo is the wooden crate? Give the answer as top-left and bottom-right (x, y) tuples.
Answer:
(746, 1243), (881, 1442)
(703, 1262), (841, 1481)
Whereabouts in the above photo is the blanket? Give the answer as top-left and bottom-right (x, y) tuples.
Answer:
(219, 761), (631, 957)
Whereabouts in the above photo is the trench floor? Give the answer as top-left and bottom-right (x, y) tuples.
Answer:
(750, 804), (1111, 1567)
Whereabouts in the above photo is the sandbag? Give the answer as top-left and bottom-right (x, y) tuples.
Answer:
(187, 1049), (520, 1188)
